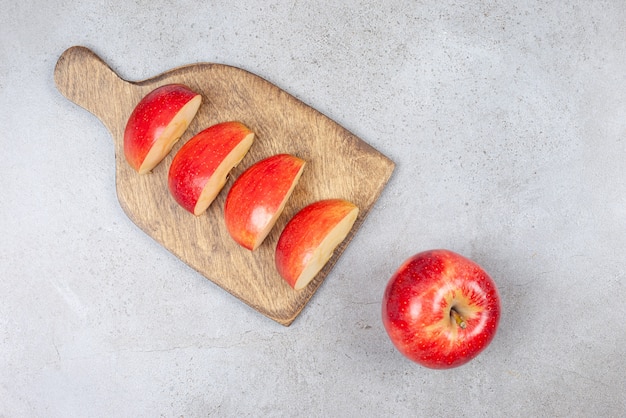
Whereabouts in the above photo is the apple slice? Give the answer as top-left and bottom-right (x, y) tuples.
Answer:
(124, 84), (202, 174)
(168, 121), (255, 216)
(224, 154), (306, 251)
(275, 199), (359, 290)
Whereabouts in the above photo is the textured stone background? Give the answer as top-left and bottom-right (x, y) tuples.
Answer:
(2, 1), (625, 416)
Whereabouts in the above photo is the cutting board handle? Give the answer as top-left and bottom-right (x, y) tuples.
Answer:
(54, 46), (129, 134)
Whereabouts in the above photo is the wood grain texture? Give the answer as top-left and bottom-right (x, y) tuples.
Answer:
(54, 46), (395, 326)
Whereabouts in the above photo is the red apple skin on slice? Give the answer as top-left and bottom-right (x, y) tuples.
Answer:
(275, 199), (359, 290)
(124, 84), (202, 174)
(168, 121), (255, 216)
(224, 154), (306, 251)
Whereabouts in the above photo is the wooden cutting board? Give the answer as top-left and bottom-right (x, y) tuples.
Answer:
(54, 46), (395, 326)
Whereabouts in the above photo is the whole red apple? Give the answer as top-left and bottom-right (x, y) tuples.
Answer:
(382, 249), (500, 369)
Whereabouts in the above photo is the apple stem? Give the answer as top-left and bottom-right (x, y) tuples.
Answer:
(450, 308), (467, 329)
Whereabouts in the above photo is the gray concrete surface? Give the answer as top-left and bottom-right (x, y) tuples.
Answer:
(2, 1), (625, 416)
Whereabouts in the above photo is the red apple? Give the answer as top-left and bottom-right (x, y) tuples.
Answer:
(382, 249), (501, 369)
(168, 121), (255, 216)
(224, 154), (306, 251)
(275, 199), (359, 290)
(124, 84), (202, 174)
